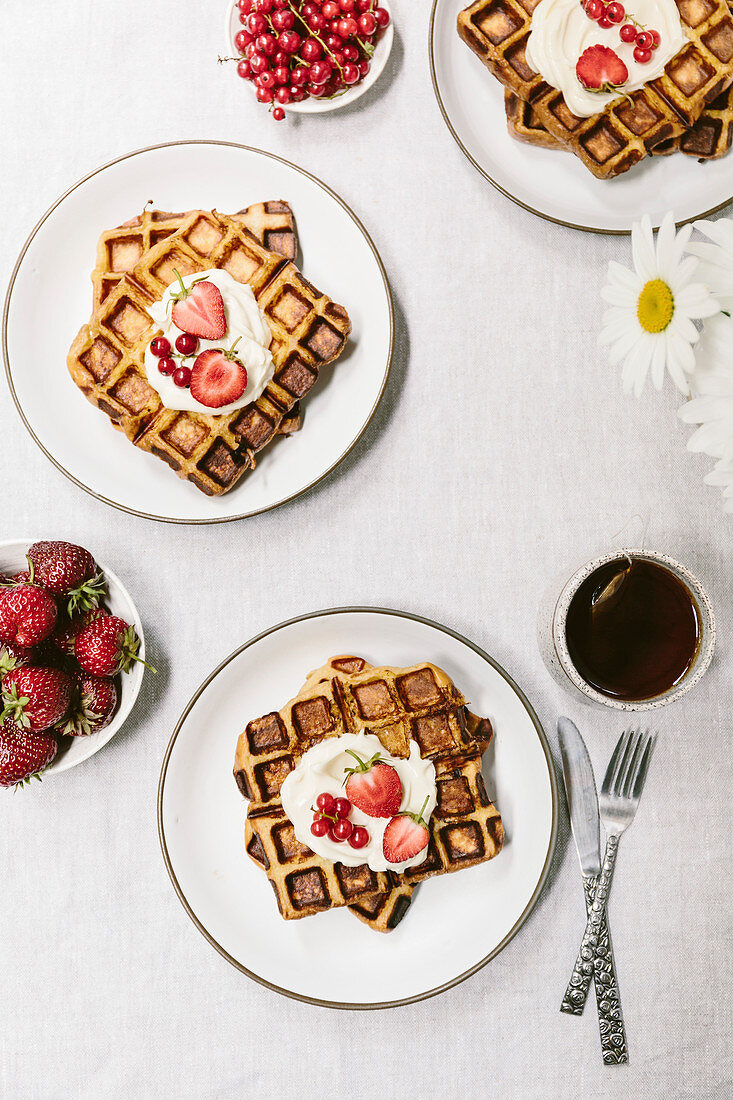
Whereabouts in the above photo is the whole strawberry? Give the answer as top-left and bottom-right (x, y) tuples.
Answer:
(27, 541), (105, 615)
(0, 642), (36, 676)
(74, 615), (150, 676)
(51, 607), (107, 657)
(0, 719), (57, 788)
(0, 583), (57, 647)
(1, 666), (73, 732)
(56, 673), (118, 737)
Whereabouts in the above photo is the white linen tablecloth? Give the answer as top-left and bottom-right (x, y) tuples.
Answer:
(0, 2), (731, 1097)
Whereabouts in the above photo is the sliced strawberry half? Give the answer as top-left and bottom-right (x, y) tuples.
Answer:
(576, 45), (629, 93)
(344, 750), (403, 818)
(189, 340), (248, 409)
(382, 797), (431, 865)
(170, 269), (227, 340)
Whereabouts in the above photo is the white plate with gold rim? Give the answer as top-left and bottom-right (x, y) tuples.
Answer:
(158, 607), (557, 1008)
(3, 141), (393, 524)
(430, 0), (733, 234)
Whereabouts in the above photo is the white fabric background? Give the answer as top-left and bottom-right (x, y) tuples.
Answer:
(1, 2), (731, 1098)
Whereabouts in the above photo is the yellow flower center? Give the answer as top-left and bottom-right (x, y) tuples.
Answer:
(637, 279), (674, 333)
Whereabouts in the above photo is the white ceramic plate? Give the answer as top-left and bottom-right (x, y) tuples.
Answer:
(430, 0), (733, 233)
(158, 607), (558, 1007)
(0, 538), (146, 774)
(3, 141), (393, 523)
(225, 0), (394, 114)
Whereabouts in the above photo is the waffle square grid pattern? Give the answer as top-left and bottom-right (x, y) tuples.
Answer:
(68, 208), (351, 496)
(235, 657), (503, 932)
(458, 0), (733, 178)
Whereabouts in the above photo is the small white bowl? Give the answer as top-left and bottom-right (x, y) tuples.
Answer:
(225, 0), (394, 114)
(0, 538), (147, 775)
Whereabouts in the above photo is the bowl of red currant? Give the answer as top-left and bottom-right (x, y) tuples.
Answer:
(225, 0), (393, 118)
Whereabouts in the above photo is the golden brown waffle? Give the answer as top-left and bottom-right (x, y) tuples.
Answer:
(91, 202), (298, 311)
(68, 210), (350, 496)
(505, 90), (563, 148)
(234, 660), (492, 807)
(657, 80), (733, 155)
(458, 0), (733, 179)
(236, 658), (501, 926)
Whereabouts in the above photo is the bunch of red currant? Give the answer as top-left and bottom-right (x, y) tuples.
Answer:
(581, 0), (660, 63)
(310, 791), (369, 849)
(150, 334), (198, 389)
(233, 0), (391, 119)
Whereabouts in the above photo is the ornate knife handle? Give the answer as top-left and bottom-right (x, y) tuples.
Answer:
(562, 836), (622, 1015)
(563, 871), (628, 1064)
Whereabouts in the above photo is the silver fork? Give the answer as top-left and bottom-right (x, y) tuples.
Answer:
(562, 728), (657, 1020)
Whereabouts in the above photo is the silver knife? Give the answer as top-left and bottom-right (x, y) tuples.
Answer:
(557, 718), (628, 1065)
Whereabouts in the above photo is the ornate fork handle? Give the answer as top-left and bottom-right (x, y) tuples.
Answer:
(562, 835), (620, 1015)
(562, 871), (628, 1063)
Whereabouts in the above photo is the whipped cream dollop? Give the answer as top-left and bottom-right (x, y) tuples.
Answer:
(280, 732), (437, 874)
(525, 0), (687, 118)
(144, 269), (274, 416)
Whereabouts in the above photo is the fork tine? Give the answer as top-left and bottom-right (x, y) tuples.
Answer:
(614, 728), (641, 796)
(631, 732), (657, 801)
(602, 728), (631, 795)
(622, 728), (648, 798)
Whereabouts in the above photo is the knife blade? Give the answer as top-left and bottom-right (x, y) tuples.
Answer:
(557, 717), (601, 878)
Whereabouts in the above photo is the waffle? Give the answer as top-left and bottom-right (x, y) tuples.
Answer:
(91, 202), (298, 311)
(458, 0), (733, 179)
(234, 660), (492, 808)
(68, 210), (350, 496)
(236, 658), (501, 926)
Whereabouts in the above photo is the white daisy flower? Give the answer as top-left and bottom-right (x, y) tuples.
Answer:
(678, 312), (733, 513)
(687, 217), (733, 312)
(599, 211), (720, 397)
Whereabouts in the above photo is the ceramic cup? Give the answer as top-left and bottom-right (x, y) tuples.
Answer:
(537, 548), (716, 711)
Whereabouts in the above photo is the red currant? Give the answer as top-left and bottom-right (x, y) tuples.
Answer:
(237, 59), (252, 78)
(316, 792), (335, 814)
(324, 33), (343, 50)
(238, 0), (253, 11)
(158, 357), (175, 376)
(309, 59), (332, 84)
(272, 9), (295, 30)
(331, 819), (353, 841)
(246, 12), (267, 34)
(255, 33), (277, 56)
(606, 2), (625, 22)
(301, 38), (322, 61)
(291, 65), (309, 85)
(257, 0), (274, 11)
(635, 30), (653, 48)
(175, 333), (198, 355)
(349, 826), (369, 849)
(374, 6), (390, 27)
(337, 16), (358, 36)
(275, 86), (291, 104)
(173, 366), (191, 388)
(342, 42), (359, 61)
(250, 52), (269, 74)
(258, 70), (276, 88)
(340, 0), (357, 11)
(620, 22), (637, 41)
(311, 818), (329, 837)
(273, 0), (289, 7)
(150, 337), (171, 357)
(356, 0), (373, 9)
(235, 30), (252, 52)
(598, 13), (614, 27)
(257, 85), (274, 102)
(322, 1), (340, 17)
(278, 30), (302, 53)
(634, 45), (652, 62)
(583, 0), (604, 19)
(358, 58), (370, 78)
(333, 797), (351, 819)
(342, 62), (360, 84)
(649, 29), (660, 48)
(357, 12), (377, 34)
(309, 12), (327, 30)
(272, 106), (286, 120)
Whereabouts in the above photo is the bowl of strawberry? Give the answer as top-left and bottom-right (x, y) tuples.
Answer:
(226, 0), (393, 118)
(0, 539), (150, 787)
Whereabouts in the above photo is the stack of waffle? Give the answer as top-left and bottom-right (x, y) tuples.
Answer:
(234, 656), (504, 934)
(458, 0), (733, 178)
(68, 205), (350, 495)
